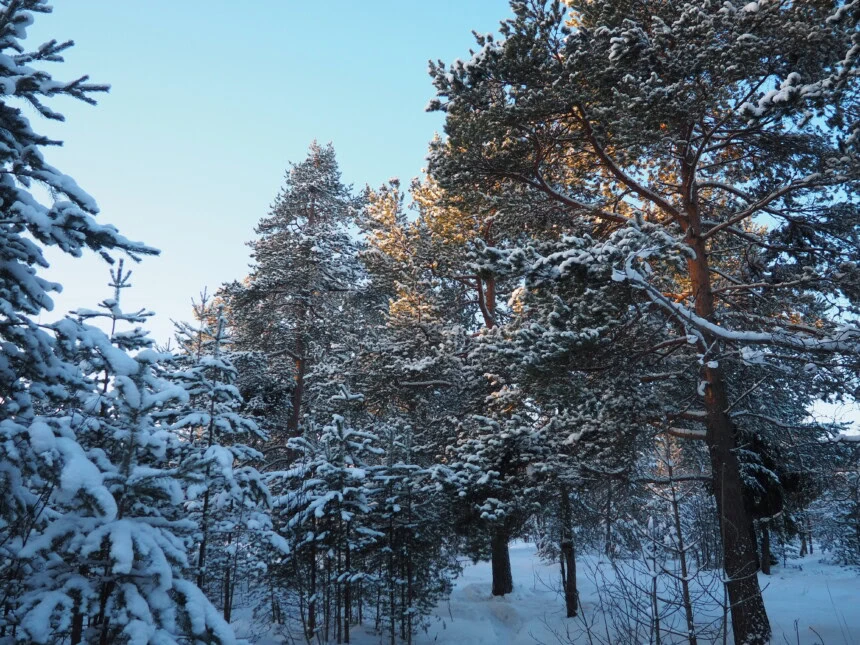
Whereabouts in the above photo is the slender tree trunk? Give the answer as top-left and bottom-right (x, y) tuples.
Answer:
(406, 546), (414, 645)
(604, 484), (614, 558)
(760, 522), (771, 576)
(307, 528), (317, 639)
(223, 528), (238, 623)
(223, 566), (233, 622)
(95, 577), (116, 645)
(685, 228), (770, 645)
(668, 462), (698, 645)
(375, 583), (381, 633)
(652, 550), (662, 645)
(324, 555), (331, 643)
(561, 540), (578, 618)
(344, 529), (351, 644)
(196, 485), (211, 589)
(70, 608), (83, 645)
(69, 563), (89, 645)
(491, 527), (513, 596)
(288, 339), (305, 436)
(400, 559), (407, 641)
(334, 538), (341, 644)
(197, 360), (220, 590)
(389, 542), (396, 645)
(271, 584), (281, 625)
(560, 485), (578, 618)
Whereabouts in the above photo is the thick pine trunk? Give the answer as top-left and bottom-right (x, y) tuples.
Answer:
(686, 232), (770, 645)
(491, 528), (513, 596)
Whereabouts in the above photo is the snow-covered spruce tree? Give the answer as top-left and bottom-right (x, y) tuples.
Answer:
(428, 2), (860, 641)
(268, 386), (380, 643)
(361, 419), (460, 645)
(222, 141), (362, 438)
(12, 265), (237, 643)
(809, 439), (860, 565)
(169, 293), (277, 623)
(0, 3), (178, 640)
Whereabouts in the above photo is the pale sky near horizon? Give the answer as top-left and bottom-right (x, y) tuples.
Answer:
(29, 1), (510, 345)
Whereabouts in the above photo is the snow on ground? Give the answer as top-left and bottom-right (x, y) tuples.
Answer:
(247, 542), (860, 644)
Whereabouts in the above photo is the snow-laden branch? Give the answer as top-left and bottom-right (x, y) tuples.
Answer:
(664, 427), (708, 441)
(615, 252), (860, 355)
(399, 380), (455, 388)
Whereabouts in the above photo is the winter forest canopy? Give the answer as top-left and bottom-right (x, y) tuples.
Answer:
(1, 1), (860, 644)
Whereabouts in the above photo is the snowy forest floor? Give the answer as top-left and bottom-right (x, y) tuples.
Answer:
(247, 542), (860, 645)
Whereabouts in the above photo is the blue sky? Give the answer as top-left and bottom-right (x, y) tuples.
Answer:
(30, 1), (510, 344)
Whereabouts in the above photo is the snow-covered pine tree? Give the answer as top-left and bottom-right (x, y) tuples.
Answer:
(356, 180), (469, 461)
(428, 2), (860, 641)
(169, 292), (278, 623)
(222, 141), (362, 438)
(361, 179), (534, 598)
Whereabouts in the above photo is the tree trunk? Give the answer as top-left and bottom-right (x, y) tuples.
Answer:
(196, 486), (211, 589)
(406, 544), (414, 644)
(561, 540), (578, 618)
(668, 461), (697, 645)
(491, 528), (513, 596)
(559, 486), (578, 617)
(223, 566), (233, 623)
(288, 343), (305, 436)
(344, 532), (351, 645)
(651, 550), (662, 645)
(760, 522), (771, 576)
(685, 231), (770, 645)
(307, 532), (317, 639)
(287, 193), (315, 436)
(324, 555), (331, 643)
(604, 484), (614, 558)
(70, 609), (83, 645)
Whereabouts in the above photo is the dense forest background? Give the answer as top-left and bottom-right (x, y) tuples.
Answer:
(1, 1), (859, 644)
